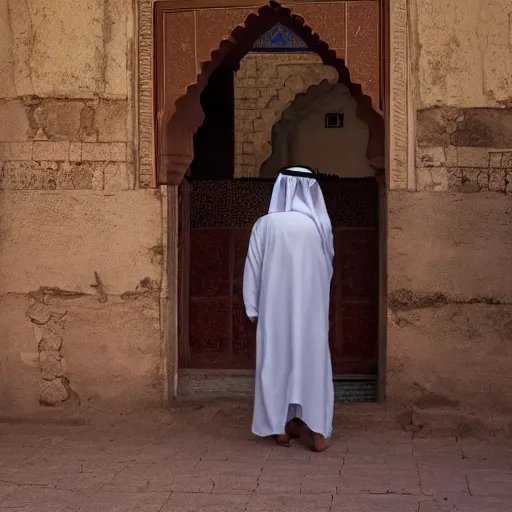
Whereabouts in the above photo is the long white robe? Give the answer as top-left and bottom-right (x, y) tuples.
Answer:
(243, 170), (334, 438)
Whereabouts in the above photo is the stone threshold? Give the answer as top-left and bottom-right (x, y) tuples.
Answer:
(178, 369), (378, 402)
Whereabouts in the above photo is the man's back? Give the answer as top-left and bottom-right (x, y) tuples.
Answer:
(242, 167), (334, 445)
(253, 211), (330, 323)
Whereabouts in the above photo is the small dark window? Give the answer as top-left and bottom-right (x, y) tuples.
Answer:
(325, 113), (344, 128)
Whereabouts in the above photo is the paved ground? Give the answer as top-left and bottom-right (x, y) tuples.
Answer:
(0, 404), (511, 511)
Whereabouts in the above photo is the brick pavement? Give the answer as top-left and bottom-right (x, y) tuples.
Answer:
(0, 406), (511, 511)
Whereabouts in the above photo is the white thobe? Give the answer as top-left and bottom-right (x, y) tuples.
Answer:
(243, 210), (334, 438)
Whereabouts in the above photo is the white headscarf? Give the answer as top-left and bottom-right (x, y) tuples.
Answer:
(268, 166), (334, 266)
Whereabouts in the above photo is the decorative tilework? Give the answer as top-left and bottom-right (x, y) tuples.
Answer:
(252, 23), (310, 52)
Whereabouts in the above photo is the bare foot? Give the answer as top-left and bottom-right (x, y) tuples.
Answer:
(285, 418), (304, 440)
(275, 433), (291, 447)
(310, 431), (329, 452)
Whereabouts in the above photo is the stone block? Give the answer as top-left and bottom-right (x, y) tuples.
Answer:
(95, 99), (128, 142)
(243, 142), (254, 155)
(81, 491), (170, 512)
(507, 171), (512, 195)
(417, 147), (446, 167)
(236, 109), (259, 120)
(337, 463), (420, 495)
(103, 162), (131, 191)
(241, 165), (255, 177)
(241, 154), (255, 165)
(416, 167), (449, 191)
(237, 78), (256, 88)
(235, 99), (257, 110)
(39, 350), (63, 381)
(489, 151), (503, 168)
(452, 109), (512, 147)
(33, 142), (70, 161)
(445, 145), (458, 167)
(241, 57), (257, 78)
(501, 152), (512, 167)
(456, 147), (490, 168)
(1, 487), (86, 510)
(466, 469), (512, 498)
(234, 87), (259, 100)
(212, 476), (258, 494)
(253, 119), (265, 132)
(38, 99), (83, 141)
(489, 169), (506, 193)
(55, 161), (94, 189)
(0, 100), (30, 142)
(56, 473), (117, 492)
(418, 459), (469, 496)
(0, 142), (12, 160)
(39, 331), (63, 351)
(256, 97), (270, 109)
(0, 161), (44, 190)
(82, 142), (126, 162)
(331, 494), (420, 512)
(256, 63), (278, 78)
(447, 168), (488, 193)
(26, 302), (52, 325)
(40, 377), (69, 405)
(255, 78), (272, 87)
(163, 494), (248, 512)
(69, 142), (82, 161)
(301, 475), (341, 494)
(247, 494), (332, 512)
(235, 119), (254, 133)
(10, 142), (33, 160)
(256, 476), (301, 494)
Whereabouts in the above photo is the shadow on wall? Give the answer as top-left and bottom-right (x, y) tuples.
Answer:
(261, 82), (375, 179)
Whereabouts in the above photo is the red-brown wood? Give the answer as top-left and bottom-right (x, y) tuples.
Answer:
(178, 181), (191, 365)
(180, 179), (379, 375)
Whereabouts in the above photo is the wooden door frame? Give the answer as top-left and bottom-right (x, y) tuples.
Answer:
(160, 0), (391, 402)
(178, 177), (386, 399)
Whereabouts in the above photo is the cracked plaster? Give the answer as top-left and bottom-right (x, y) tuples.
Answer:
(417, 0), (512, 108)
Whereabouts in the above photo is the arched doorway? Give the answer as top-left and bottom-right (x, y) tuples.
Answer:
(154, 1), (386, 401)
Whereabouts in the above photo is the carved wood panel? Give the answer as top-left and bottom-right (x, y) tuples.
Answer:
(182, 179), (379, 374)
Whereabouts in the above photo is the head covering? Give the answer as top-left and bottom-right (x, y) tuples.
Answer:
(268, 166), (334, 266)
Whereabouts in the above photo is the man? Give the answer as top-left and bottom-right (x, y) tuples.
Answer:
(243, 166), (334, 452)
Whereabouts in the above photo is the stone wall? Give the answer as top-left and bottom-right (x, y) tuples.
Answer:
(234, 53), (338, 177)
(0, 0), (163, 411)
(416, 110), (512, 193)
(385, 0), (512, 431)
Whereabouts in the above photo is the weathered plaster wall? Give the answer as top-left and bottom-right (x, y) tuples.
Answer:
(387, 192), (512, 430)
(416, 0), (511, 108)
(386, 0), (512, 431)
(0, 0), (163, 411)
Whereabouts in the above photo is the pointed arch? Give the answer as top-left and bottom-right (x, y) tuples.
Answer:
(156, 1), (384, 185)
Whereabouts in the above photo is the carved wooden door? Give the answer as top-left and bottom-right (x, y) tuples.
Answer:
(180, 178), (379, 375)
